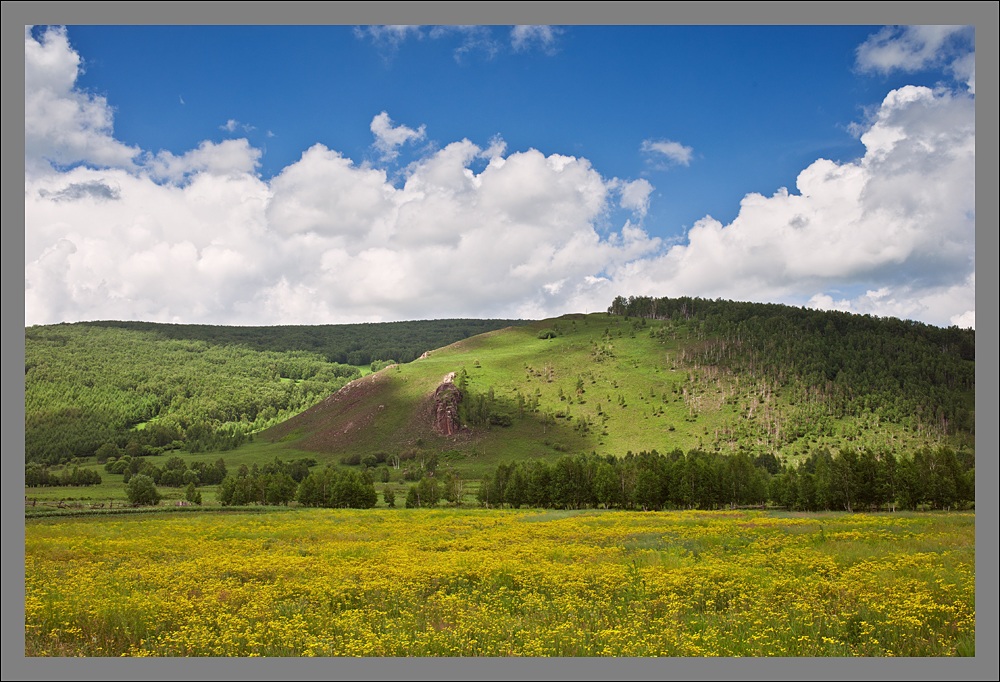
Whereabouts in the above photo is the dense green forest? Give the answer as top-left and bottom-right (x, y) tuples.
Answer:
(24, 319), (522, 465)
(608, 296), (975, 444)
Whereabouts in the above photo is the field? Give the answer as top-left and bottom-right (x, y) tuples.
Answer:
(25, 508), (974, 657)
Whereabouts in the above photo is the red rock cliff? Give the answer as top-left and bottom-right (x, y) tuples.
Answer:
(432, 372), (462, 436)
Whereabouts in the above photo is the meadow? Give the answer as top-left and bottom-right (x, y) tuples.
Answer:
(25, 508), (974, 657)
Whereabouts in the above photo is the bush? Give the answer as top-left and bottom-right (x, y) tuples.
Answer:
(126, 474), (161, 506)
(95, 442), (121, 464)
(404, 486), (419, 508)
(185, 482), (202, 505)
(537, 329), (557, 339)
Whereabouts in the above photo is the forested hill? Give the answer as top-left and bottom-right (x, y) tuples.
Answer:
(608, 296), (975, 440)
(24, 318), (523, 465)
(24, 300), (975, 472)
(259, 301), (973, 482)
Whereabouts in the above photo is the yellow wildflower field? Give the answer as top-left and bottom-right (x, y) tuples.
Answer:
(25, 509), (974, 657)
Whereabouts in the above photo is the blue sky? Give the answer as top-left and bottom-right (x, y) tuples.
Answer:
(50, 25), (904, 230)
(24, 23), (977, 328)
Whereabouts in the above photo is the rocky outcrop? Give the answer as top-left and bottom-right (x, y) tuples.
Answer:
(432, 372), (462, 436)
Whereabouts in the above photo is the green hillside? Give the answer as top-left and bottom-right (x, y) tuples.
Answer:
(23, 299), (974, 511)
(260, 303), (974, 476)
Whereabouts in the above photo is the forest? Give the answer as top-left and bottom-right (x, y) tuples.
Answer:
(607, 295), (975, 445)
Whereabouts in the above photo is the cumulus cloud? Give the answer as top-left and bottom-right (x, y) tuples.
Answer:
(575, 84), (975, 328)
(617, 179), (654, 218)
(370, 111), (427, 162)
(24, 26), (139, 176)
(266, 144), (395, 241)
(809, 272), (975, 330)
(26, 129), (664, 325)
(248, 140), (664, 323)
(856, 25), (975, 93)
(641, 139), (694, 167)
(145, 139), (262, 183)
(25, 27), (975, 330)
(511, 25), (560, 54)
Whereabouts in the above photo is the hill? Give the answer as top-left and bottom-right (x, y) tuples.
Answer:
(23, 318), (524, 464)
(259, 300), (974, 476)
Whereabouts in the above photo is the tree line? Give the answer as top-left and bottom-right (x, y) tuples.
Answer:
(25, 464), (102, 487)
(216, 461), (377, 509)
(475, 446), (974, 512)
(74, 318), (524, 366)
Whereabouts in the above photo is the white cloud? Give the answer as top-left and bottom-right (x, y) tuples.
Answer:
(950, 310), (975, 330)
(641, 139), (694, 167)
(24, 26), (139, 176)
(220, 118), (255, 134)
(266, 143), (395, 241)
(357, 25), (559, 62)
(25, 28), (975, 330)
(26, 165), (275, 325)
(354, 25), (423, 49)
(949, 51), (975, 95)
(618, 179), (654, 218)
(430, 25), (501, 62)
(574, 84), (975, 328)
(511, 25), (560, 54)
(370, 111), (427, 162)
(856, 25), (975, 94)
(480, 135), (507, 161)
(808, 273), (976, 330)
(26, 128), (663, 325)
(146, 139), (262, 183)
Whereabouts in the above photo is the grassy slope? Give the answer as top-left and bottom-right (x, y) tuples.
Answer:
(254, 312), (951, 477)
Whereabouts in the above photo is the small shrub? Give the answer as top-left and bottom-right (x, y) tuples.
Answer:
(126, 474), (160, 506)
(185, 482), (202, 505)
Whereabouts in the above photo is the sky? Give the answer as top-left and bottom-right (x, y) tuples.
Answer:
(23, 23), (977, 329)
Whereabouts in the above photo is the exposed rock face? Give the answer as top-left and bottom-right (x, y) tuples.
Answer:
(432, 372), (462, 436)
